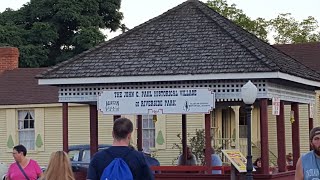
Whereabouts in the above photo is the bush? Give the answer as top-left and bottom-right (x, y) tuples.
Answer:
(172, 129), (222, 165)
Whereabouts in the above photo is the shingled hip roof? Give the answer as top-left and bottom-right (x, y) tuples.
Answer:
(38, 0), (320, 86)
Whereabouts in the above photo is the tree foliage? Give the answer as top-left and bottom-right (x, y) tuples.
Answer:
(0, 0), (124, 67)
(171, 129), (223, 165)
(270, 13), (320, 44)
(207, 0), (269, 41)
(206, 0), (320, 44)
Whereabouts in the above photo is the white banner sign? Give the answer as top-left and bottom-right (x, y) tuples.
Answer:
(98, 88), (215, 115)
(272, 97), (280, 115)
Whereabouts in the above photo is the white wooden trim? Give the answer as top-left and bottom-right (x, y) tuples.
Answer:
(38, 72), (320, 87)
(0, 103), (86, 109)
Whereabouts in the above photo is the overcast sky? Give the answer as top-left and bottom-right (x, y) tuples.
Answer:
(1, 0), (319, 39)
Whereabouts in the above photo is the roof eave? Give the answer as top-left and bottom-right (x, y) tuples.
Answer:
(38, 72), (320, 88)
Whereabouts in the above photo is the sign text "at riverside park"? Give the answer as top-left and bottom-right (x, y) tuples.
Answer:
(98, 88), (215, 115)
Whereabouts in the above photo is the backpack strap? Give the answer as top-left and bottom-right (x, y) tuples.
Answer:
(16, 161), (30, 180)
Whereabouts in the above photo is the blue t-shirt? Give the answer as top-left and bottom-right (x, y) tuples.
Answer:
(302, 150), (320, 180)
(211, 154), (222, 174)
(87, 146), (154, 180)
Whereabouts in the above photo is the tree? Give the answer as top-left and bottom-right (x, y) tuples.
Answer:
(270, 13), (320, 44)
(206, 0), (269, 42)
(171, 129), (223, 165)
(0, 0), (124, 67)
(206, 0), (320, 44)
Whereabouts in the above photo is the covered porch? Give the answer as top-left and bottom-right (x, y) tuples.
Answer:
(44, 79), (315, 179)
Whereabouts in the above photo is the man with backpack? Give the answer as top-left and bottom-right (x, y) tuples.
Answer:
(86, 117), (154, 180)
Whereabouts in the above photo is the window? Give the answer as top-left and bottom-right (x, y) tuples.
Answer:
(142, 115), (155, 152)
(239, 107), (247, 138)
(18, 110), (35, 150)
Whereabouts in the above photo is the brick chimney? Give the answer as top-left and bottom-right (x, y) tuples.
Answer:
(0, 47), (19, 73)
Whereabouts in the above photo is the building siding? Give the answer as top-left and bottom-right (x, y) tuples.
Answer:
(0, 109), (7, 164)
(68, 106), (90, 145)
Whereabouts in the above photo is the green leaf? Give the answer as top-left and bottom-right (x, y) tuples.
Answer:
(36, 134), (43, 148)
(156, 130), (164, 145)
(7, 135), (14, 149)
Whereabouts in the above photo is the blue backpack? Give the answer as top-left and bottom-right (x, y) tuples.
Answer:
(100, 149), (133, 180)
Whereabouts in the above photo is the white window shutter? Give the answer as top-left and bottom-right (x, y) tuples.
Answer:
(155, 115), (166, 150)
(6, 109), (16, 152)
(35, 108), (45, 151)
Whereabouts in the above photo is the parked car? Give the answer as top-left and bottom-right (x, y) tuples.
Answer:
(68, 144), (111, 172)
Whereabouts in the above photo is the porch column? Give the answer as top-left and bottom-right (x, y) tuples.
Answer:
(231, 106), (240, 149)
(137, 115), (143, 151)
(309, 104), (314, 151)
(89, 104), (98, 158)
(62, 103), (69, 152)
(205, 114), (212, 173)
(291, 103), (300, 169)
(276, 101), (286, 172)
(182, 114), (187, 165)
(259, 99), (269, 174)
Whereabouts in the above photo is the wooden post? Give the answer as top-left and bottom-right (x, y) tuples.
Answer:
(309, 104), (314, 151)
(89, 104), (98, 158)
(62, 103), (69, 153)
(182, 114), (187, 165)
(260, 99), (269, 174)
(205, 113), (212, 174)
(291, 103), (300, 169)
(137, 115), (143, 151)
(276, 101), (286, 172)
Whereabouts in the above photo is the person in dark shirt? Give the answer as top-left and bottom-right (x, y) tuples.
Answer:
(86, 117), (154, 180)
(177, 146), (197, 165)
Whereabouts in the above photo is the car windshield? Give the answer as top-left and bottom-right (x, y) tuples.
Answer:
(69, 150), (80, 161)
(82, 150), (91, 163)
(68, 145), (111, 163)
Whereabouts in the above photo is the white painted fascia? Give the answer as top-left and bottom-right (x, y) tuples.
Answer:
(0, 103), (87, 109)
(38, 71), (320, 87)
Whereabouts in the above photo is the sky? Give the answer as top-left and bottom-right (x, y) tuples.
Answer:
(0, 0), (319, 39)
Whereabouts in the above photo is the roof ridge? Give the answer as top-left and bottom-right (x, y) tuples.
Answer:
(37, 1), (192, 79)
(275, 42), (320, 46)
(192, 1), (280, 71)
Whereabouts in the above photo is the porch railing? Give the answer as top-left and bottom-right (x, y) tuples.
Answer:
(213, 138), (277, 166)
(212, 138), (247, 154)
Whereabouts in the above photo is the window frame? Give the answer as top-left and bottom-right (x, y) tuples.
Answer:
(141, 115), (156, 152)
(17, 109), (36, 150)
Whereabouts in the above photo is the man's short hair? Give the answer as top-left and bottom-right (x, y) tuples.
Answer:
(14, 144), (27, 156)
(310, 126), (320, 141)
(113, 117), (133, 140)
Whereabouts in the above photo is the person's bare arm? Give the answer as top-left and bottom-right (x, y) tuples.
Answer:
(295, 157), (303, 180)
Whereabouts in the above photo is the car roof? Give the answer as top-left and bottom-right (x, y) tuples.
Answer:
(68, 144), (111, 151)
